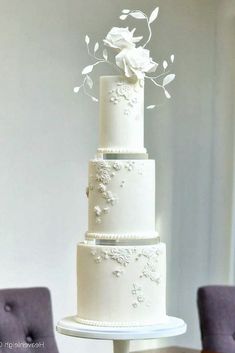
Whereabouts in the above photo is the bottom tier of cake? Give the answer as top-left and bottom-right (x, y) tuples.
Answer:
(76, 242), (166, 327)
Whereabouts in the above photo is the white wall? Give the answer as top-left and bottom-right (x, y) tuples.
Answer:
(0, 0), (225, 352)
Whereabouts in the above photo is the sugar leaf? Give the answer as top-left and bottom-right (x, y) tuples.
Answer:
(85, 35), (90, 45)
(171, 54), (175, 63)
(73, 86), (80, 93)
(130, 11), (145, 19)
(120, 14), (127, 20)
(94, 42), (99, 53)
(163, 74), (176, 86)
(149, 7), (159, 24)
(163, 60), (168, 69)
(82, 65), (93, 75)
(122, 9), (130, 14)
(164, 89), (171, 99)
(103, 49), (108, 60)
(86, 75), (93, 89)
(146, 105), (156, 110)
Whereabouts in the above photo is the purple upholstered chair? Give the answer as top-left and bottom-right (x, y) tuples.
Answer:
(0, 287), (59, 353)
(197, 285), (235, 353)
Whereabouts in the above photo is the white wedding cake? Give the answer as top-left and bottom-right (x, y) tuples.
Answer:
(74, 7), (176, 328)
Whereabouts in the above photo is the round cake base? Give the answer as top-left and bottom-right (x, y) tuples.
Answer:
(56, 315), (187, 353)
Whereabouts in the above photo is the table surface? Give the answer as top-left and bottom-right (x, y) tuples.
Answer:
(141, 347), (218, 353)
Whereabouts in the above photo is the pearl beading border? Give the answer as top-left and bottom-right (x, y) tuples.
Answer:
(97, 147), (147, 154)
(85, 231), (159, 240)
(75, 316), (167, 327)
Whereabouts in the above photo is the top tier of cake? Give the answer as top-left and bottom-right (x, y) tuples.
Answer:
(98, 76), (146, 154)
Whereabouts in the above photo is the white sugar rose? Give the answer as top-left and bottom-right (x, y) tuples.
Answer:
(103, 27), (142, 50)
(115, 46), (158, 79)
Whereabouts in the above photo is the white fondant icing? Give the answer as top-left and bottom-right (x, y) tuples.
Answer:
(77, 242), (166, 326)
(87, 159), (156, 239)
(98, 76), (145, 154)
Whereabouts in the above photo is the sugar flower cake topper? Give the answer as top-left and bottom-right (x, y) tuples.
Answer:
(74, 7), (175, 110)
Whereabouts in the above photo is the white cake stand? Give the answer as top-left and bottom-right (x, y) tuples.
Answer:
(56, 316), (187, 353)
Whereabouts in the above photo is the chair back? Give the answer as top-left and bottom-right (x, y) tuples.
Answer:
(0, 287), (59, 353)
(197, 285), (235, 353)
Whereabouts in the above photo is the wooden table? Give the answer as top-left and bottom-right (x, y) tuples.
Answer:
(137, 347), (218, 353)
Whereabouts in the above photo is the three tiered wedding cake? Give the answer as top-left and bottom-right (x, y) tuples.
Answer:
(74, 7), (176, 328)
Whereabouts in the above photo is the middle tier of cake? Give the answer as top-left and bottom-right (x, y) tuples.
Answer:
(86, 159), (157, 240)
